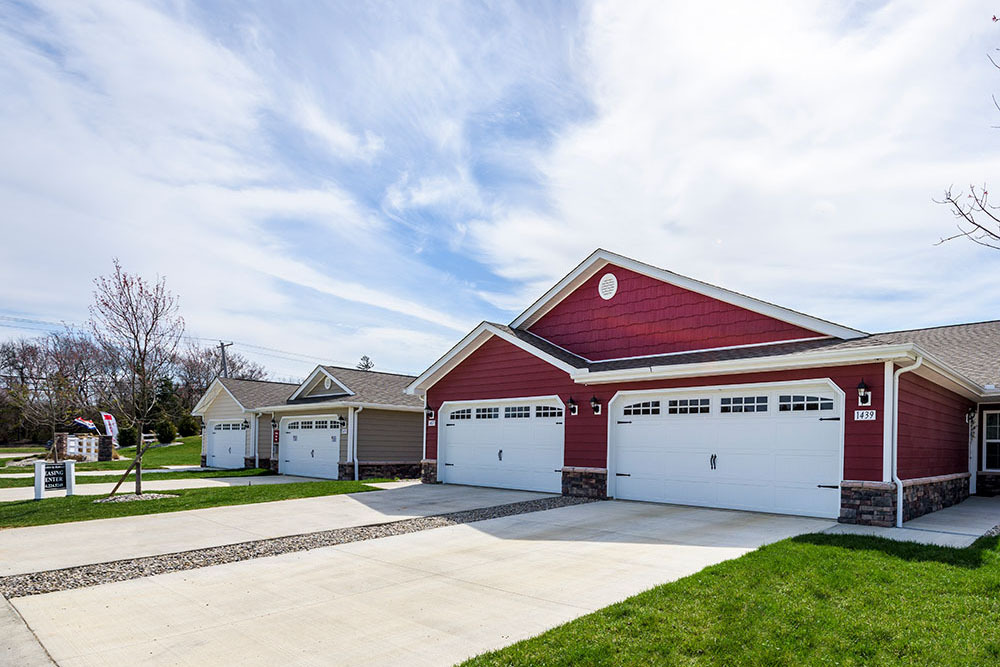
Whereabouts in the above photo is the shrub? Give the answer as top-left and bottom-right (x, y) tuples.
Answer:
(118, 427), (138, 449)
(155, 420), (177, 444)
(177, 414), (200, 438)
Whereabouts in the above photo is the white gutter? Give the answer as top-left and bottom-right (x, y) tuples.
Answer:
(254, 402), (423, 413)
(892, 355), (923, 528)
(353, 406), (363, 481)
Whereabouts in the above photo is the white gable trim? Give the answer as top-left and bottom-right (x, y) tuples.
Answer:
(288, 366), (355, 401)
(191, 378), (246, 417)
(511, 249), (867, 340)
(405, 322), (579, 395)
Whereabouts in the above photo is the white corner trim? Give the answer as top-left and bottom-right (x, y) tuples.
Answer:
(287, 366), (355, 401)
(510, 249), (867, 340)
(191, 378), (246, 417)
(405, 322), (579, 395)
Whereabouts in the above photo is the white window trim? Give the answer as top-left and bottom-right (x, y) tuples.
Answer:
(983, 410), (1000, 472)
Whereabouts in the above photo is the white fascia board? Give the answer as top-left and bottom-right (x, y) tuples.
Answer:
(511, 249), (867, 340)
(191, 378), (246, 416)
(257, 401), (424, 413)
(287, 366), (354, 401)
(572, 344), (920, 385)
(405, 322), (578, 395)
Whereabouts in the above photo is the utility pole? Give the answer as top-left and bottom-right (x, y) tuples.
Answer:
(218, 341), (234, 378)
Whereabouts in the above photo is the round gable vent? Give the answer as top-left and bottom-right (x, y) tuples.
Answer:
(323, 377), (332, 390)
(598, 273), (618, 300)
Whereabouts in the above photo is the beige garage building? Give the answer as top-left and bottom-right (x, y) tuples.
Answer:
(192, 365), (424, 480)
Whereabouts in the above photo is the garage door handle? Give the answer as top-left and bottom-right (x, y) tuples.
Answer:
(615, 472), (631, 477)
(444, 463), (454, 466)
(616, 420), (632, 424)
(817, 484), (839, 489)
(311, 449), (315, 458)
(818, 417), (840, 421)
(445, 423), (455, 427)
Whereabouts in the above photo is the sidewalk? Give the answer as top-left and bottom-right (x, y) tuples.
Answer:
(0, 474), (315, 502)
(825, 495), (1000, 547)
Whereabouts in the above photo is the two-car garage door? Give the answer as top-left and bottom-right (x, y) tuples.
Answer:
(438, 399), (564, 493)
(610, 384), (843, 518)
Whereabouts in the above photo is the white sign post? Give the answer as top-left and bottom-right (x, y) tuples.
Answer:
(33, 460), (75, 500)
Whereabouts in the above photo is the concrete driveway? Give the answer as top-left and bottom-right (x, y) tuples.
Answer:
(9, 496), (832, 666)
(0, 484), (548, 575)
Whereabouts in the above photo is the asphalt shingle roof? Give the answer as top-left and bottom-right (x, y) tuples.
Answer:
(506, 320), (1000, 390)
(219, 366), (421, 411)
(218, 377), (297, 409)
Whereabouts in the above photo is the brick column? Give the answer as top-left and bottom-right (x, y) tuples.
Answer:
(98, 435), (114, 462)
(53, 432), (68, 460)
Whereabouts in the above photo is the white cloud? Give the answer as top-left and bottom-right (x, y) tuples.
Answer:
(294, 95), (384, 162)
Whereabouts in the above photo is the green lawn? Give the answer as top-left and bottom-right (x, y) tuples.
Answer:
(0, 467), (272, 488)
(73, 435), (203, 471)
(466, 533), (1000, 666)
(0, 480), (381, 528)
(0, 446), (46, 454)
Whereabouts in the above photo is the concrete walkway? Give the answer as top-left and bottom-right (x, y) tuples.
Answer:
(0, 474), (317, 502)
(825, 495), (1000, 547)
(9, 500), (831, 666)
(0, 485), (548, 575)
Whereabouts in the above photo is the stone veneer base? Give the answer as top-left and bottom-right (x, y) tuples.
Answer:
(244, 457), (255, 469)
(200, 455), (207, 468)
(561, 467), (607, 500)
(339, 462), (421, 481)
(420, 459), (439, 484)
(840, 472), (971, 526)
(977, 472), (1000, 496)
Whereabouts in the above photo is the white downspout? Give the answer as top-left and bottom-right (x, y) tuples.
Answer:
(353, 406), (363, 481)
(892, 355), (923, 528)
(421, 394), (427, 462)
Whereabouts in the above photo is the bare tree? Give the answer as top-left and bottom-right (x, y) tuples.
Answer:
(90, 259), (184, 494)
(174, 343), (267, 411)
(356, 355), (375, 371)
(939, 22), (999, 247)
(1, 337), (81, 449)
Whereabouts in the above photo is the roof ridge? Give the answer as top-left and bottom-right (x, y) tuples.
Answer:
(322, 364), (416, 379)
(220, 377), (298, 386)
(872, 319), (1000, 336)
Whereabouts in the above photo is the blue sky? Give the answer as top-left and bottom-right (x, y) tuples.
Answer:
(0, 0), (997, 380)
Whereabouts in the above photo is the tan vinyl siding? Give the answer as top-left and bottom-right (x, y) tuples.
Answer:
(255, 414), (274, 462)
(301, 374), (350, 400)
(356, 409), (422, 462)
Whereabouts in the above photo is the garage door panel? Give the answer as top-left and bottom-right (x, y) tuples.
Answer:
(439, 401), (563, 494)
(613, 386), (841, 518)
(207, 422), (246, 469)
(279, 418), (341, 479)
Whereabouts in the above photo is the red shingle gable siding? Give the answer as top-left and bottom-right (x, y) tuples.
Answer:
(426, 336), (886, 480)
(526, 266), (824, 360)
(897, 373), (972, 479)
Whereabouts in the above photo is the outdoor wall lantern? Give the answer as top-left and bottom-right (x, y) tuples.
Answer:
(590, 396), (602, 415)
(856, 380), (872, 407)
(270, 418), (277, 431)
(568, 397), (579, 416)
(966, 408), (977, 424)
(242, 419), (250, 430)
(425, 407), (435, 421)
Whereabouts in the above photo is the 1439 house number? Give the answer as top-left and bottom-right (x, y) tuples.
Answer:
(854, 410), (876, 421)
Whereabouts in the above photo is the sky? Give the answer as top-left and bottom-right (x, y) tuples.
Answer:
(0, 0), (998, 381)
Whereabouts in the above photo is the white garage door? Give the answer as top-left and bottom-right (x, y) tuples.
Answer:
(610, 384), (843, 518)
(279, 416), (341, 479)
(206, 421), (246, 469)
(439, 399), (564, 493)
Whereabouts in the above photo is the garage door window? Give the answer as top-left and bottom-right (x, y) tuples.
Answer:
(535, 406), (563, 418)
(505, 406), (530, 419)
(623, 400), (660, 416)
(720, 396), (768, 413)
(476, 407), (499, 419)
(314, 420), (328, 429)
(300, 420), (313, 429)
(778, 395), (833, 412)
(450, 408), (472, 420)
(667, 398), (710, 415)
(287, 421), (300, 429)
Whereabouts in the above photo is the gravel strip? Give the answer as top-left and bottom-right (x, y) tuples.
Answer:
(93, 493), (178, 503)
(0, 495), (593, 599)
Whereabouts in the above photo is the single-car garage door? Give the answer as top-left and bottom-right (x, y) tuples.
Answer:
(439, 399), (564, 493)
(206, 421), (246, 469)
(280, 416), (341, 479)
(610, 383), (843, 518)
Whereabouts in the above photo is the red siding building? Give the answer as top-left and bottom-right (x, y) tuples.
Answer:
(408, 250), (998, 527)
